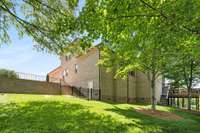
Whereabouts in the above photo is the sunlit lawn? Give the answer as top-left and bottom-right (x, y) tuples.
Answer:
(0, 94), (199, 133)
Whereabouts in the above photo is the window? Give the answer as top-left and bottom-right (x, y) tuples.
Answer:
(129, 71), (136, 77)
(65, 55), (72, 61)
(75, 64), (78, 73)
(63, 69), (69, 77)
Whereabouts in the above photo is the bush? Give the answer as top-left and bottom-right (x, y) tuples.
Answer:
(0, 69), (18, 79)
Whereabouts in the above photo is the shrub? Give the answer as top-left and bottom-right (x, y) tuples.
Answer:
(0, 69), (18, 79)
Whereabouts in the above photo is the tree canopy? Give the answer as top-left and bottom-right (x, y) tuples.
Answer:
(0, 0), (79, 53)
(0, 69), (18, 79)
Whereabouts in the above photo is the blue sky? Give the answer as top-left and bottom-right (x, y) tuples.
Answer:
(0, 27), (60, 75)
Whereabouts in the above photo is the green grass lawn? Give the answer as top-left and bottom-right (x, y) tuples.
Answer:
(0, 94), (199, 133)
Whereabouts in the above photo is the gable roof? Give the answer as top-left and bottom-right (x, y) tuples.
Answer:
(47, 66), (64, 77)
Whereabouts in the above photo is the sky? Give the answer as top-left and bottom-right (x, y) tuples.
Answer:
(0, 27), (60, 75)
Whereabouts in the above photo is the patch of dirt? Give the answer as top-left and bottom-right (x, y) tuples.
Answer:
(136, 109), (183, 121)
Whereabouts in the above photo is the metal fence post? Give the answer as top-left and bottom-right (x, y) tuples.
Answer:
(88, 88), (89, 100)
(91, 88), (92, 100)
(99, 89), (101, 100)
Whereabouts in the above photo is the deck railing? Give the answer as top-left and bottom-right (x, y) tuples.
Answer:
(168, 89), (200, 98)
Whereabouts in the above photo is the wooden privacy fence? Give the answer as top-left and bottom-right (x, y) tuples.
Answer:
(167, 89), (200, 110)
(0, 77), (61, 95)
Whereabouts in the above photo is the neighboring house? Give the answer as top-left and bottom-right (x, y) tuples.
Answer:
(47, 66), (64, 83)
(50, 46), (163, 103)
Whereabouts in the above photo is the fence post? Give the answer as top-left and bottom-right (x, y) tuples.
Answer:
(182, 98), (185, 108)
(167, 97), (169, 106)
(196, 97), (199, 110)
(91, 88), (93, 100)
(170, 98), (173, 106)
(99, 89), (101, 100)
(87, 88), (89, 100)
(177, 98), (180, 108)
(198, 97), (200, 110)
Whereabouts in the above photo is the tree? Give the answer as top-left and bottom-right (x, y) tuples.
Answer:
(75, 0), (200, 110)
(164, 36), (200, 110)
(0, 69), (18, 79)
(0, 0), (79, 53)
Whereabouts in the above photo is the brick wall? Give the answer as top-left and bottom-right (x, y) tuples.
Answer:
(0, 77), (61, 95)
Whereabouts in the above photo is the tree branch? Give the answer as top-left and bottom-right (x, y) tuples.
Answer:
(22, 0), (70, 17)
(0, 1), (46, 35)
(139, 0), (168, 19)
(107, 14), (161, 20)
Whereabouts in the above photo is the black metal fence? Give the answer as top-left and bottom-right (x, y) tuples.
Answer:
(71, 86), (101, 100)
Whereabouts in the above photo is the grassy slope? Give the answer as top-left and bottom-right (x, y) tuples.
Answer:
(0, 94), (199, 133)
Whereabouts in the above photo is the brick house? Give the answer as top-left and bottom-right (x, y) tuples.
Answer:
(50, 46), (163, 103)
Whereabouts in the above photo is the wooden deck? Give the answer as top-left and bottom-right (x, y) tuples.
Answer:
(167, 89), (200, 110)
(168, 89), (199, 98)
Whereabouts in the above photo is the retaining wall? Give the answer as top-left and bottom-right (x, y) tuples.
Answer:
(0, 77), (61, 95)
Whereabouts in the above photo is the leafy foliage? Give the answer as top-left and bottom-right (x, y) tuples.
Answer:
(0, 0), (79, 53)
(0, 69), (18, 79)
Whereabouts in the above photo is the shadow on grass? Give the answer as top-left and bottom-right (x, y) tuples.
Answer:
(106, 106), (200, 133)
(0, 101), (128, 133)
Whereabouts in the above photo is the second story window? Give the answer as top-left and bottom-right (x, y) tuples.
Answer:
(75, 64), (78, 73)
(65, 55), (72, 61)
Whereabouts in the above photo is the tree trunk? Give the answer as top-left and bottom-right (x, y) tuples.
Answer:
(188, 60), (193, 110)
(151, 72), (156, 110)
(188, 87), (192, 110)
